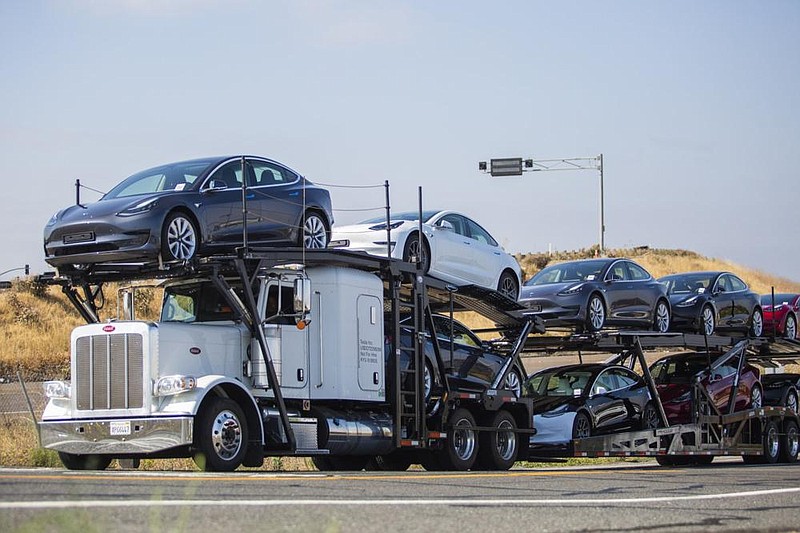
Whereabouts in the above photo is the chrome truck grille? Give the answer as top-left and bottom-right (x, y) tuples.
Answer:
(75, 333), (144, 410)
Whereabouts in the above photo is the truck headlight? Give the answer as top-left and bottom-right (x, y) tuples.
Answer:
(154, 375), (196, 397)
(44, 381), (71, 399)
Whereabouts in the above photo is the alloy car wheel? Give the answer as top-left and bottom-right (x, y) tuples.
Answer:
(586, 295), (605, 332)
(786, 314), (798, 340)
(302, 212), (329, 249)
(641, 402), (662, 430)
(750, 308), (764, 337)
(785, 390), (798, 413)
(503, 369), (522, 398)
(163, 213), (198, 261)
(572, 412), (592, 439)
(423, 362), (433, 401)
(653, 300), (670, 333)
(403, 234), (430, 273)
(700, 305), (715, 336)
(750, 385), (763, 409)
(497, 271), (519, 300)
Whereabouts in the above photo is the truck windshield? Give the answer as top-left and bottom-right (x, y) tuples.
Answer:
(161, 282), (239, 322)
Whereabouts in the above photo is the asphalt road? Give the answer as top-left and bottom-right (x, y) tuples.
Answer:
(1, 459), (799, 532)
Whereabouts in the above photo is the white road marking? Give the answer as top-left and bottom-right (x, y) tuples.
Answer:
(2, 487), (800, 509)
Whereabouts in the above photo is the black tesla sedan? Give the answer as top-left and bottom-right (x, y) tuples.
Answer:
(523, 363), (658, 448)
(517, 258), (671, 332)
(658, 271), (763, 337)
(44, 156), (333, 268)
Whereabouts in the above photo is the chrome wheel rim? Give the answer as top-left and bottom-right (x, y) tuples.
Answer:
(211, 410), (242, 460)
(751, 386), (762, 409)
(702, 307), (715, 336)
(452, 418), (476, 461)
(496, 419), (517, 461)
(655, 302), (670, 333)
(407, 237), (428, 270)
(788, 426), (799, 458)
(786, 316), (797, 339)
(504, 371), (521, 397)
(787, 392), (798, 413)
(751, 309), (763, 337)
(166, 216), (197, 260)
(588, 297), (605, 330)
(644, 405), (660, 429)
(303, 215), (327, 249)
(423, 364), (432, 400)
(767, 426), (779, 458)
(574, 415), (591, 439)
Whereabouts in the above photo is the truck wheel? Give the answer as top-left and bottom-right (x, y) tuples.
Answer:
(754, 420), (781, 464)
(312, 456), (370, 471)
(437, 407), (478, 471)
(476, 410), (518, 471)
(193, 397), (248, 472)
(780, 420), (799, 463)
(58, 452), (112, 471)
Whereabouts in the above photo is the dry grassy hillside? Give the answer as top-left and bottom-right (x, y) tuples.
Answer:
(0, 248), (797, 379)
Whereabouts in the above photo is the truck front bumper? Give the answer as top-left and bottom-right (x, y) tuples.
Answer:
(39, 416), (194, 455)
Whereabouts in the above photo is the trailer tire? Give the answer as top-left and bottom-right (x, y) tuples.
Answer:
(58, 452), (112, 471)
(437, 407), (478, 471)
(780, 420), (799, 463)
(312, 456), (371, 471)
(193, 397), (248, 472)
(754, 420), (781, 464)
(476, 410), (518, 471)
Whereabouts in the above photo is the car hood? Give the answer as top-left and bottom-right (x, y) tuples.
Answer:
(529, 395), (583, 414)
(51, 195), (167, 222)
(520, 282), (579, 299)
(332, 220), (415, 234)
(667, 293), (704, 306)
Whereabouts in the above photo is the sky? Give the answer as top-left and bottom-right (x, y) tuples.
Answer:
(1, 0), (798, 282)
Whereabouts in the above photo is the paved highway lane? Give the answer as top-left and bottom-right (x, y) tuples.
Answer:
(1, 460), (800, 532)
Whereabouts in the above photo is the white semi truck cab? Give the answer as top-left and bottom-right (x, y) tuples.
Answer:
(39, 251), (539, 472)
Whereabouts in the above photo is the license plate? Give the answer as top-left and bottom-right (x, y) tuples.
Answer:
(527, 304), (542, 313)
(109, 421), (131, 436)
(63, 232), (95, 244)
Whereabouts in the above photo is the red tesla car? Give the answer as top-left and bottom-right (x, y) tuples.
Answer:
(761, 293), (799, 339)
(649, 351), (761, 424)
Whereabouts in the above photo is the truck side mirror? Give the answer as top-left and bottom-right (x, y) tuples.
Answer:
(119, 288), (135, 320)
(294, 277), (311, 326)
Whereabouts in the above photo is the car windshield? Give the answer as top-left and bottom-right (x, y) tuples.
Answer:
(103, 159), (215, 199)
(524, 260), (608, 286)
(359, 210), (439, 224)
(761, 294), (796, 306)
(661, 273), (714, 295)
(525, 368), (593, 397)
(650, 357), (709, 385)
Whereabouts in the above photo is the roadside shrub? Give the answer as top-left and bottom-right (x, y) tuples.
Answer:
(6, 293), (40, 325)
(13, 277), (49, 298)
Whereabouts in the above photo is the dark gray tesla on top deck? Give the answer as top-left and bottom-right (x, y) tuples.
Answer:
(44, 156), (333, 269)
(518, 258), (670, 332)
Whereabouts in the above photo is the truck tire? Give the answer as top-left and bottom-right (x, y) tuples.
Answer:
(58, 452), (112, 471)
(193, 397), (248, 472)
(780, 420), (799, 463)
(476, 410), (518, 471)
(744, 420), (780, 464)
(437, 407), (479, 471)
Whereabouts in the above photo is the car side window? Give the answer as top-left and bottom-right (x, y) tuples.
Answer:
(612, 368), (638, 388)
(607, 262), (628, 281)
(465, 218), (498, 247)
(207, 161), (243, 189)
(716, 275), (730, 293)
(729, 276), (746, 292)
(594, 371), (617, 394)
(250, 161), (297, 187)
(438, 214), (466, 236)
(626, 262), (650, 281)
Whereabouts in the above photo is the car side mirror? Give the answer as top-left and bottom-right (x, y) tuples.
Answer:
(435, 221), (454, 232)
(594, 385), (608, 395)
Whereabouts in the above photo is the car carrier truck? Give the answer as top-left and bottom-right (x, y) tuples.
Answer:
(38, 249), (544, 472)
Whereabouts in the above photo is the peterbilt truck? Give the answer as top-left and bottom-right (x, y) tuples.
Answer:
(39, 250), (541, 472)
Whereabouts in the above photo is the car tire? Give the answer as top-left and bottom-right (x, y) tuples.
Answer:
(58, 452), (112, 471)
(403, 233), (430, 273)
(785, 314), (798, 340)
(193, 397), (248, 472)
(784, 389), (798, 413)
(699, 305), (715, 336)
(476, 410), (518, 471)
(436, 407), (478, 471)
(640, 401), (662, 430)
(653, 299), (670, 333)
(572, 411), (592, 439)
(750, 307), (764, 337)
(161, 212), (199, 262)
(497, 271), (519, 300)
(300, 211), (329, 249)
(585, 294), (606, 332)
(780, 420), (799, 464)
(750, 384), (763, 410)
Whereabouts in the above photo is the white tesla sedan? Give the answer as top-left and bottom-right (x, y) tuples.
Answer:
(330, 209), (522, 299)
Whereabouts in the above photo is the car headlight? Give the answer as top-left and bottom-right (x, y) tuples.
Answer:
(154, 375), (196, 397)
(676, 296), (699, 307)
(557, 283), (585, 296)
(117, 198), (159, 217)
(44, 381), (71, 399)
(45, 211), (61, 227)
(368, 221), (404, 231)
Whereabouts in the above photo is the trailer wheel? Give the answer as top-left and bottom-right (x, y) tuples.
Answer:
(437, 407), (478, 471)
(193, 397), (248, 472)
(312, 456), (370, 471)
(476, 410), (518, 471)
(780, 420), (799, 463)
(58, 452), (112, 471)
(748, 420), (781, 464)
